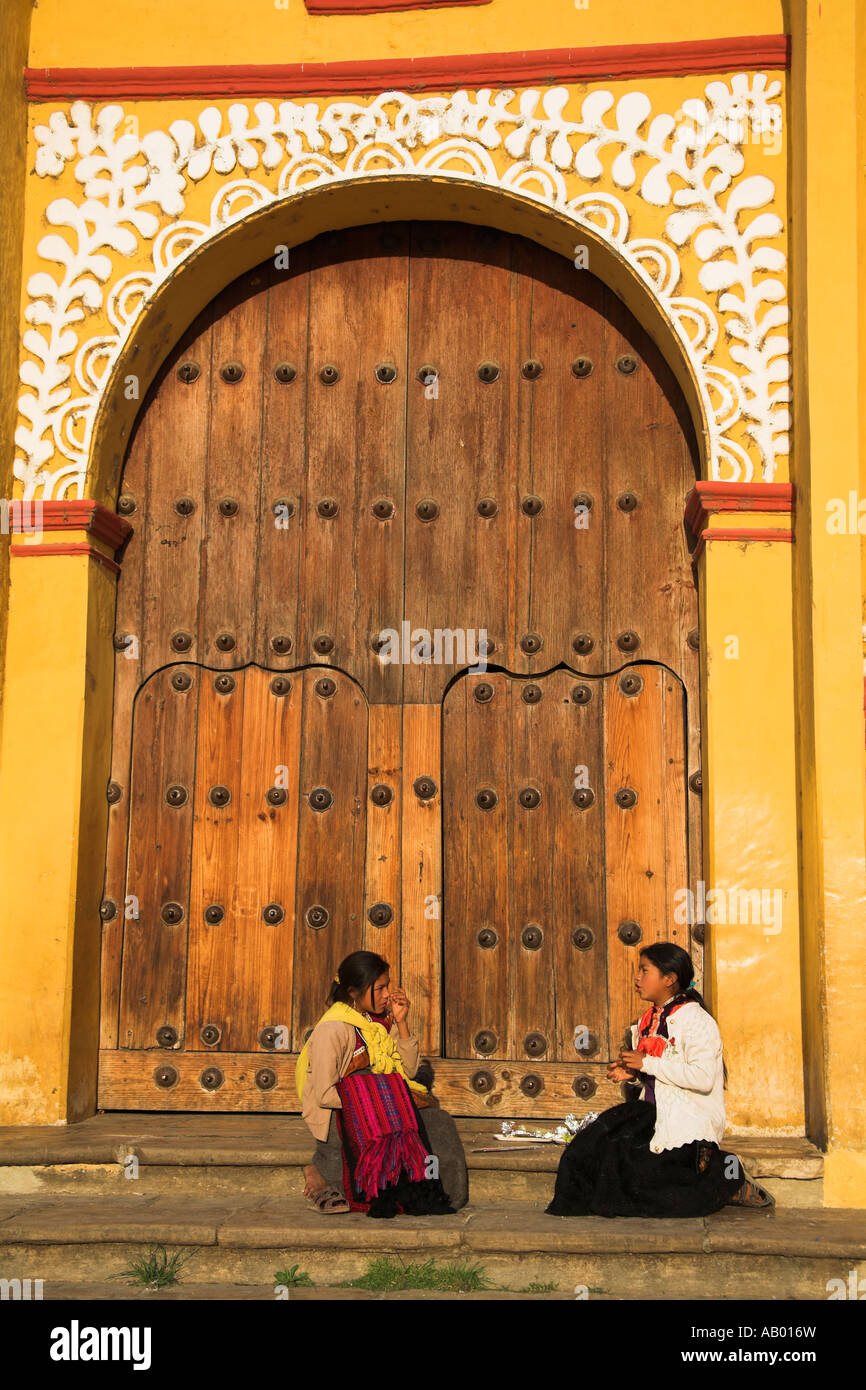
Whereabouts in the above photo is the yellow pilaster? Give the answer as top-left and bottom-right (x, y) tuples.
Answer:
(0, 540), (119, 1124)
(790, 0), (866, 1205)
(691, 495), (805, 1134)
(0, 0), (34, 758)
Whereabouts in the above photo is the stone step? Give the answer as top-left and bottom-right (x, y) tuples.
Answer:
(0, 1194), (861, 1300)
(0, 1159), (822, 1207)
(32, 1281), (578, 1301)
(0, 1115), (824, 1207)
(0, 1162), (556, 1204)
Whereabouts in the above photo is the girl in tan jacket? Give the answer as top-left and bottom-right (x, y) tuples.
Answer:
(297, 950), (468, 1216)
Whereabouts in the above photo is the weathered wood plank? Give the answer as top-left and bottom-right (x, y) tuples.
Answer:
(363, 703), (402, 967)
(186, 664), (245, 1048)
(662, 672), (690, 955)
(226, 665), (300, 1052)
(604, 666), (670, 1046)
(101, 308), (213, 1048)
(601, 285), (699, 678)
(400, 703), (441, 1056)
(99, 588), (141, 1052)
(118, 668), (198, 1048)
(255, 251), (309, 670)
(291, 669), (368, 1047)
(98, 1051), (622, 1117)
(98, 1049), (304, 1112)
(404, 223), (514, 702)
(548, 670), (608, 1062)
(508, 674), (555, 1060)
(343, 224), (409, 707)
(303, 226), (408, 703)
(443, 674), (510, 1059)
(201, 270), (267, 668)
(137, 303), (212, 681)
(516, 242), (609, 675)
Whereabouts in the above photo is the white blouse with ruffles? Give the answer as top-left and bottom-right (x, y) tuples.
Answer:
(629, 1001), (727, 1154)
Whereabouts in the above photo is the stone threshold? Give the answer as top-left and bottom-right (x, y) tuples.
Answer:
(0, 1195), (860, 1256)
(34, 1281), (582, 1300)
(0, 1114), (824, 1180)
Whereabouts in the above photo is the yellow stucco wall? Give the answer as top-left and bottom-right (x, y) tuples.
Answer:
(27, 0), (785, 69)
(859, 0), (866, 811)
(0, 0), (33, 759)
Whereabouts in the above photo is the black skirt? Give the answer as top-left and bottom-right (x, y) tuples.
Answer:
(545, 1100), (744, 1219)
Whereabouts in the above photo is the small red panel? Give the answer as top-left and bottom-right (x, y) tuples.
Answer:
(305, 0), (490, 12)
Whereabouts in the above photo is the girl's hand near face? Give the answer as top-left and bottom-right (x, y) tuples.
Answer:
(606, 1063), (635, 1083)
(387, 987), (410, 1035)
(619, 1049), (644, 1072)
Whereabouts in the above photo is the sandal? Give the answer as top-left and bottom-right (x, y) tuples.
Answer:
(305, 1184), (350, 1214)
(727, 1174), (775, 1208)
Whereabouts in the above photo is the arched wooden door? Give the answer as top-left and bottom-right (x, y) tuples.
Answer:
(97, 221), (702, 1116)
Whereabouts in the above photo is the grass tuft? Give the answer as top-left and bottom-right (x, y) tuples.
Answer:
(341, 1255), (493, 1292)
(275, 1264), (314, 1287)
(112, 1245), (197, 1290)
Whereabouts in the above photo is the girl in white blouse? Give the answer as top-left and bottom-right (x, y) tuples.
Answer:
(546, 941), (773, 1217)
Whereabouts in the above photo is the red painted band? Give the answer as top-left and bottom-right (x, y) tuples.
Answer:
(700, 527), (793, 542)
(684, 482), (794, 540)
(10, 541), (122, 574)
(25, 35), (790, 100)
(7, 499), (133, 549)
(690, 526), (793, 564)
(306, 0), (490, 12)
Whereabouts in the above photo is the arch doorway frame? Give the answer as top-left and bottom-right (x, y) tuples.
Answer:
(0, 175), (804, 1141)
(87, 174), (715, 507)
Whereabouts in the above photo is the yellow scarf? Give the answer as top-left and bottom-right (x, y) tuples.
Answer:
(295, 1002), (428, 1102)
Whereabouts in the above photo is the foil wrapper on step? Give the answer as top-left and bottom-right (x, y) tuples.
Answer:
(496, 1112), (599, 1144)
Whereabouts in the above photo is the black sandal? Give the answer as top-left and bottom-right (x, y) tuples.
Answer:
(728, 1174), (775, 1208)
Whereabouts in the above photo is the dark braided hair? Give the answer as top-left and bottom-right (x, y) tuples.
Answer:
(639, 942), (709, 1012)
(327, 950), (390, 1008)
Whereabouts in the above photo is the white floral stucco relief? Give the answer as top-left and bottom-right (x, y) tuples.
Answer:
(19, 76), (789, 499)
